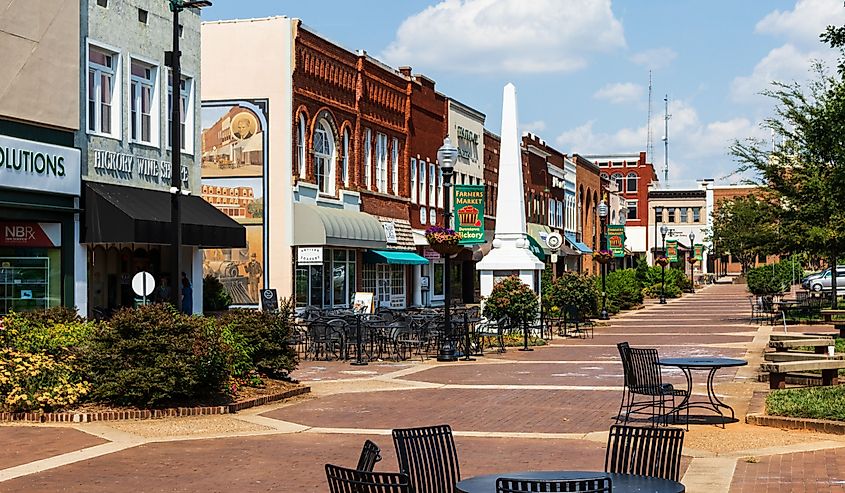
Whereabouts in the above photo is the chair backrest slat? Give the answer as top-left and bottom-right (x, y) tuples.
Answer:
(616, 342), (634, 387)
(605, 424), (685, 481)
(628, 347), (663, 392)
(496, 477), (611, 493)
(393, 424), (461, 493)
(325, 463), (410, 493)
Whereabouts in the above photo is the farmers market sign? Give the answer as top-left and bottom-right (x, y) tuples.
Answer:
(607, 224), (625, 258)
(453, 184), (485, 244)
(666, 239), (679, 262)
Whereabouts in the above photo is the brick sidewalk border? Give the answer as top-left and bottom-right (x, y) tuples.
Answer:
(746, 412), (845, 435)
(0, 386), (310, 423)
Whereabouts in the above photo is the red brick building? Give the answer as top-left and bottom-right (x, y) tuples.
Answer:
(572, 154), (602, 275)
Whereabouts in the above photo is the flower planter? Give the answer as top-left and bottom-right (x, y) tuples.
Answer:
(655, 257), (670, 267)
(430, 243), (464, 256)
(593, 250), (614, 264)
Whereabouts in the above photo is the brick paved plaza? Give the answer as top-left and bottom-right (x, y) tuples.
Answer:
(4, 283), (845, 492)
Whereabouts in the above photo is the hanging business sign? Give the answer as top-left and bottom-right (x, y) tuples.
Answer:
(607, 225), (626, 258)
(453, 184), (485, 244)
(382, 222), (398, 244)
(0, 134), (80, 195)
(297, 247), (323, 265)
(666, 239), (679, 262)
(694, 243), (704, 261)
(0, 222), (61, 247)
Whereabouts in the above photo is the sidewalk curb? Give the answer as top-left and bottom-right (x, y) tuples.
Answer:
(0, 386), (310, 423)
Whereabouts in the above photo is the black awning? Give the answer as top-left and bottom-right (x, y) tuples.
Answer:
(84, 181), (246, 248)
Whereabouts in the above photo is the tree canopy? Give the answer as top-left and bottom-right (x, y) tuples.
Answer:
(708, 195), (778, 273)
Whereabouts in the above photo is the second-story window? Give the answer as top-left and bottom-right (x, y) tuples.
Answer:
(130, 60), (155, 144)
(626, 172), (638, 193)
(548, 199), (555, 227)
(88, 45), (118, 136)
(611, 173), (623, 193)
(429, 163), (435, 209)
(437, 167), (443, 208)
(376, 133), (388, 193)
(627, 200), (638, 220)
(693, 207), (701, 223)
(391, 137), (399, 195)
(419, 160), (427, 206)
(667, 207), (676, 223)
(342, 129), (349, 187)
(410, 158), (417, 203)
(680, 207), (688, 223)
(313, 120), (334, 194)
(297, 114), (306, 177)
(167, 72), (191, 152)
(364, 129), (372, 189)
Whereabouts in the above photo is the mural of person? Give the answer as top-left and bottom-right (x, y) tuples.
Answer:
(245, 253), (261, 302)
(232, 113), (255, 140)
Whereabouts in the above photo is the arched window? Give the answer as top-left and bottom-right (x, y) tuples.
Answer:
(610, 173), (623, 193)
(627, 172), (638, 193)
(313, 119), (335, 194)
(600, 172), (609, 180)
(297, 114), (306, 177)
(342, 128), (349, 187)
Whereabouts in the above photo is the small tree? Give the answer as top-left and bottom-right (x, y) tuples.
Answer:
(483, 276), (538, 326)
(708, 195), (778, 273)
(543, 272), (599, 319)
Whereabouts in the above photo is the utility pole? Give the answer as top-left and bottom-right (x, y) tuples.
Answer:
(662, 94), (670, 185)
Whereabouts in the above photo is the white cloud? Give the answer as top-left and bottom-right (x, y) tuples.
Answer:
(731, 43), (837, 103)
(382, 0), (625, 74)
(755, 0), (845, 46)
(521, 120), (546, 133)
(630, 47), (677, 70)
(593, 82), (644, 104)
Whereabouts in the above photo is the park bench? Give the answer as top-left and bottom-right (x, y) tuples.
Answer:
(820, 309), (845, 338)
(764, 351), (845, 362)
(768, 334), (835, 354)
(761, 359), (845, 389)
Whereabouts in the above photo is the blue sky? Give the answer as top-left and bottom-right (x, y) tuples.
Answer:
(204, 0), (845, 185)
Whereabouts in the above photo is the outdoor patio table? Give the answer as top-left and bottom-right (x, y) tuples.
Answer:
(456, 470), (684, 493)
(657, 357), (747, 428)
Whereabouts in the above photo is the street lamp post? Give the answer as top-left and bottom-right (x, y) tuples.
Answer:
(167, 0), (211, 308)
(597, 198), (609, 320)
(653, 206), (663, 266)
(619, 205), (628, 269)
(660, 225), (669, 304)
(688, 232), (696, 294)
(436, 137), (458, 362)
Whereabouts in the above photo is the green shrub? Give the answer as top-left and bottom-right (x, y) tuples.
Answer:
(543, 272), (599, 319)
(599, 269), (643, 314)
(484, 276), (539, 325)
(746, 259), (801, 295)
(218, 299), (298, 379)
(640, 267), (687, 299)
(203, 274), (232, 312)
(82, 304), (230, 407)
(1, 307), (95, 357)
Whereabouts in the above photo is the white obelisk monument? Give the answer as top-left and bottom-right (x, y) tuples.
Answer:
(476, 83), (544, 297)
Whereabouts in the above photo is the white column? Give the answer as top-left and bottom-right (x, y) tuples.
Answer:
(412, 264), (422, 307)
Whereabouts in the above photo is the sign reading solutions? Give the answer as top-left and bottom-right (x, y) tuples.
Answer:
(607, 225), (626, 258)
(666, 239), (679, 262)
(0, 134), (80, 195)
(694, 243), (704, 261)
(297, 247), (323, 265)
(453, 184), (485, 244)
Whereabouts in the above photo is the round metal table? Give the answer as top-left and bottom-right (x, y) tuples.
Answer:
(456, 470), (685, 493)
(657, 357), (747, 427)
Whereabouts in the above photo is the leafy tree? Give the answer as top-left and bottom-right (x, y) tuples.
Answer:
(707, 195), (778, 273)
(483, 276), (539, 326)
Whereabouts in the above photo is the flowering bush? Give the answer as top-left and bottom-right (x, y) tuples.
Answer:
(0, 349), (90, 412)
(483, 276), (539, 325)
(593, 250), (614, 264)
(424, 226), (462, 245)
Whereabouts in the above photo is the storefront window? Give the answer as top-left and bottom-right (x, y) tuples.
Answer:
(362, 263), (406, 308)
(295, 248), (355, 308)
(433, 261), (444, 297)
(0, 248), (62, 314)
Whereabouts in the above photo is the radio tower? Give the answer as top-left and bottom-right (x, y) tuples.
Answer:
(662, 94), (670, 185)
(646, 71), (654, 163)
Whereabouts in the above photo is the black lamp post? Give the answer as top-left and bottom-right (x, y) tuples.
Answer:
(619, 205), (628, 269)
(688, 232), (696, 294)
(597, 198), (609, 320)
(436, 137), (458, 362)
(167, 0), (211, 308)
(653, 206), (663, 267)
(659, 225), (668, 304)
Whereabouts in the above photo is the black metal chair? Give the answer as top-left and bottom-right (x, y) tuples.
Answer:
(615, 342), (634, 424)
(604, 424), (685, 481)
(356, 439), (382, 472)
(325, 463), (410, 493)
(392, 424), (461, 493)
(496, 477), (612, 493)
(623, 347), (686, 424)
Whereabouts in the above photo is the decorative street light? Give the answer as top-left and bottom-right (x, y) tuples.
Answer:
(660, 225), (669, 304)
(597, 198), (609, 320)
(653, 206), (663, 266)
(619, 205), (628, 268)
(436, 137), (458, 362)
(688, 232), (696, 294)
(167, 0), (212, 308)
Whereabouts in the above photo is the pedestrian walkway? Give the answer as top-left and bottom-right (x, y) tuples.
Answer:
(2, 283), (845, 492)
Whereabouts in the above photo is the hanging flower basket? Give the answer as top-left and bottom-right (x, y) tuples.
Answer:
(425, 226), (464, 255)
(655, 256), (670, 267)
(687, 257), (698, 265)
(593, 250), (614, 264)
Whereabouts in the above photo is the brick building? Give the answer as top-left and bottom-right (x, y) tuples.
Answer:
(572, 154), (603, 275)
(710, 184), (775, 276)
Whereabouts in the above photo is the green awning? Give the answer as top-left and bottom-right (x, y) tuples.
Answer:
(525, 234), (546, 262)
(364, 250), (429, 265)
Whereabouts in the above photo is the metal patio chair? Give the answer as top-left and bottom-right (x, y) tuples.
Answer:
(623, 347), (686, 425)
(392, 424), (461, 493)
(496, 476), (612, 493)
(356, 439), (383, 472)
(605, 424), (685, 481)
(325, 463), (410, 493)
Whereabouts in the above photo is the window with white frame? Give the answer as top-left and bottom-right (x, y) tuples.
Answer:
(297, 114), (306, 177)
(391, 137), (399, 195)
(557, 199), (564, 228)
(342, 129), (349, 186)
(167, 71), (191, 152)
(627, 200), (638, 220)
(130, 59), (155, 144)
(419, 160), (427, 206)
(410, 158), (417, 203)
(429, 163), (436, 210)
(437, 167), (443, 208)
(313, 119), (335, 194)
(625, 173), (640, 193)
(610, 172), (623, 193)
(87, 44), (119, 136)
(679, 207), (688, 223)
(548, 199), (555, 227)
(692, 207), (701, 223)
(375, 133), (388, 193)
(364, 128), (372, 189)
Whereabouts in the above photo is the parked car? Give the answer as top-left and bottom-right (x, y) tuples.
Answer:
(802, 269), (828, 289)
(807, 267), (845, 292)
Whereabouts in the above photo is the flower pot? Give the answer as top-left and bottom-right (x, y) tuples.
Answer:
(430, 243), (464, 256)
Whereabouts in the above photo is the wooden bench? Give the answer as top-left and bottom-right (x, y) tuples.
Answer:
(764, 351), (845, 362)
(761, 359), (845, 389)
(820, 309), (845, 337)
(768, 337), (835, 354)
